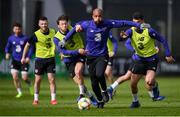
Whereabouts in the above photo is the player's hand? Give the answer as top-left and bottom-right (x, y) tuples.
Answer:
(25, 57), (30, 64)
(59, 39), (65, 47)
(75, 24), (83, 32)
(109, 51), (115, 57)
(21, 57), (26, 64)
(78, 49), (87, 55)
(165, 56), (175, 64)
(120, 31), (128, 39)
(140, 23), (151, 29)
(5, 53), (10, 60)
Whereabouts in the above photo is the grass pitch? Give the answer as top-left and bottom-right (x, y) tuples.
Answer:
(0, 76), (180, 116)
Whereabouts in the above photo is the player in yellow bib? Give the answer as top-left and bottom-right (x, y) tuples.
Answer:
(118, 12), (175, 108)
(108, 12), (175, 108)
(53, 15), (98, 106)
(21, 16), (57, 105)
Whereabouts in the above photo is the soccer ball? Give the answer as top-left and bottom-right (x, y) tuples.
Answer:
(78, 97), (91, 110)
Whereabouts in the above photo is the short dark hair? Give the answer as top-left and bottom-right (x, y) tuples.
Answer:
(56, 15), (69, 25)
(132, 12), (144, 20)
(39, 16), (48, 21)
(92, 8), (103, 16)
(13, 22), (22, 28)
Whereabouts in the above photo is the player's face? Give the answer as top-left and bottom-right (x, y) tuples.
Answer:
(13, 26), (22, 36)
(92, 11), (102, 24)
(38, 20), (48, 33)
(58, 20), (68, 33)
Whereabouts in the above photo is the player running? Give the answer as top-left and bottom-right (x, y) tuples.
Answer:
(53, 15), (98, 106)
(59, 8), (150, 108)
(111, 12), (174, 108)
(21, 16), (57, 105)
(108, 38), (165, 101)
(5, 22), (33, 98)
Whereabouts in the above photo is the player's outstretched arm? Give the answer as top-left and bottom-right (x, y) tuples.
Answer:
(108, 20), (150, 29)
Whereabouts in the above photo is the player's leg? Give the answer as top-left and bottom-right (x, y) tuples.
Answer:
(130, 73), (141, 108)
(145, 70), (165, 101)
(87, 57), (104, 108)
(105, 57), (114, 84)
(108, 62), (133, 94)
(105, 65), (113, 83)
(129, 60), (145, 108)
(46, 58), (57, 105)
(145, 70), (156, 97)
(96, 56), (109, 103)
(33, 74), (42, 105)
(145, 59), (165, 101)
(117, 70), (132, 84)
(33, 59), (43, 105)
(108, 70), (132, 99)
(65, 62), (85, 101)
(11, 69), (22, 98)
(48, 73), (57, 105)
(74, 62), (86, 100)
(10, 60), (22, 98)
(21, 63), (33, 95)
(75, 56), (98, 106)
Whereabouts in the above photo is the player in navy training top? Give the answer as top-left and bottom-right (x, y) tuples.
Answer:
(5, 22), (33, 98)
(61, 8), (150, 108)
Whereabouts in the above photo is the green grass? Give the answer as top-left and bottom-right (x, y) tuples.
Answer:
(0, 76), (180, 116)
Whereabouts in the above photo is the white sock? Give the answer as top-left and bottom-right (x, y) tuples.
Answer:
(111, 81), (119, 89)
(132, 93), (138, 102)
(17, 88), (22, 94)
(51, 93), (56, 101)
(34, 93), (39, 101)
(79, 85), (84, 95)
(148, 91), (154, 98)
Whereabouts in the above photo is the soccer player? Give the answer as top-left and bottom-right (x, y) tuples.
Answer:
(5, 22), (33, 98)
(60, 8), (150, 108)
(115, 12), (175, 108)
(105, 32), (118, 84)
(53, 15), (98, 106)
(108, 38), (165, 101)
(21, 16), (57, 105)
